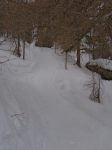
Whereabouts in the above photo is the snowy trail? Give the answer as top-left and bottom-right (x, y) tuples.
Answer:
(0, 44), (112, 150)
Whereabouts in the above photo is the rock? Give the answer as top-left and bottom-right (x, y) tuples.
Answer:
(86, 62), (112, 80)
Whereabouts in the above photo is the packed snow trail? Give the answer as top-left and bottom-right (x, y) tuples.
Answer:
(0, 43), (112, 150)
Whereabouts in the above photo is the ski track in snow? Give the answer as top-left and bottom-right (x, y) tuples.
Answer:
(0, 43), (112, 150)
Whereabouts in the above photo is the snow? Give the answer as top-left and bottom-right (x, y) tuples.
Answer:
(89, 58), (112, 70)
(0, 41), (112, 150)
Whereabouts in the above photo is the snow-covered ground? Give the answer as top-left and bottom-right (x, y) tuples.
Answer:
(0, 41), (112, 150)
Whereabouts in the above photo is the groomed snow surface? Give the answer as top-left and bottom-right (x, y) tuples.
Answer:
(0, 41), (112, 150)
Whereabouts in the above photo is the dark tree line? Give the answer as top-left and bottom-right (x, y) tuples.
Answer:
(0, 0), (112, 65)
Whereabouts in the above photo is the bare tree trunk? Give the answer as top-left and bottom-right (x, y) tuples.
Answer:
(23, 40), (25, 60)
(65, 51), (68, 70)
(76, 41), (81, 67)
(97, 75), (101, 103)
(17, 35), (21, 57)
(92, 29), (95, 60)
(92, 42), (95, 60)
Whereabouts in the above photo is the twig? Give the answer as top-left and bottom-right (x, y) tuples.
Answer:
(10, 113), (24, 118)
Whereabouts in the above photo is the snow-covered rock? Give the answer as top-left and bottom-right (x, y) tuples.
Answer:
(0, 42), (112, 150)
(89, 59), (112, 71)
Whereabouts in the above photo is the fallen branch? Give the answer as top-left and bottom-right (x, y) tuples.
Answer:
(11, 113), (24, 118)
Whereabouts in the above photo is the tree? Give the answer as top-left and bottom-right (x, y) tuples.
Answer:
(1, 0), (34, 58)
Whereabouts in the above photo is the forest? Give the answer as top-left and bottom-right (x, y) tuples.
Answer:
(0, 0), (112, 61)
(1, 0), (112, 102)
(0, 1), (112, 149)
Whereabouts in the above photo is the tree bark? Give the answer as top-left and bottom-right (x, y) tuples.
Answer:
(76, 41), (81, 67)
(17, 35), (21, 57)
(65, 51), (68, 70)
(23, 40), (25, 60)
